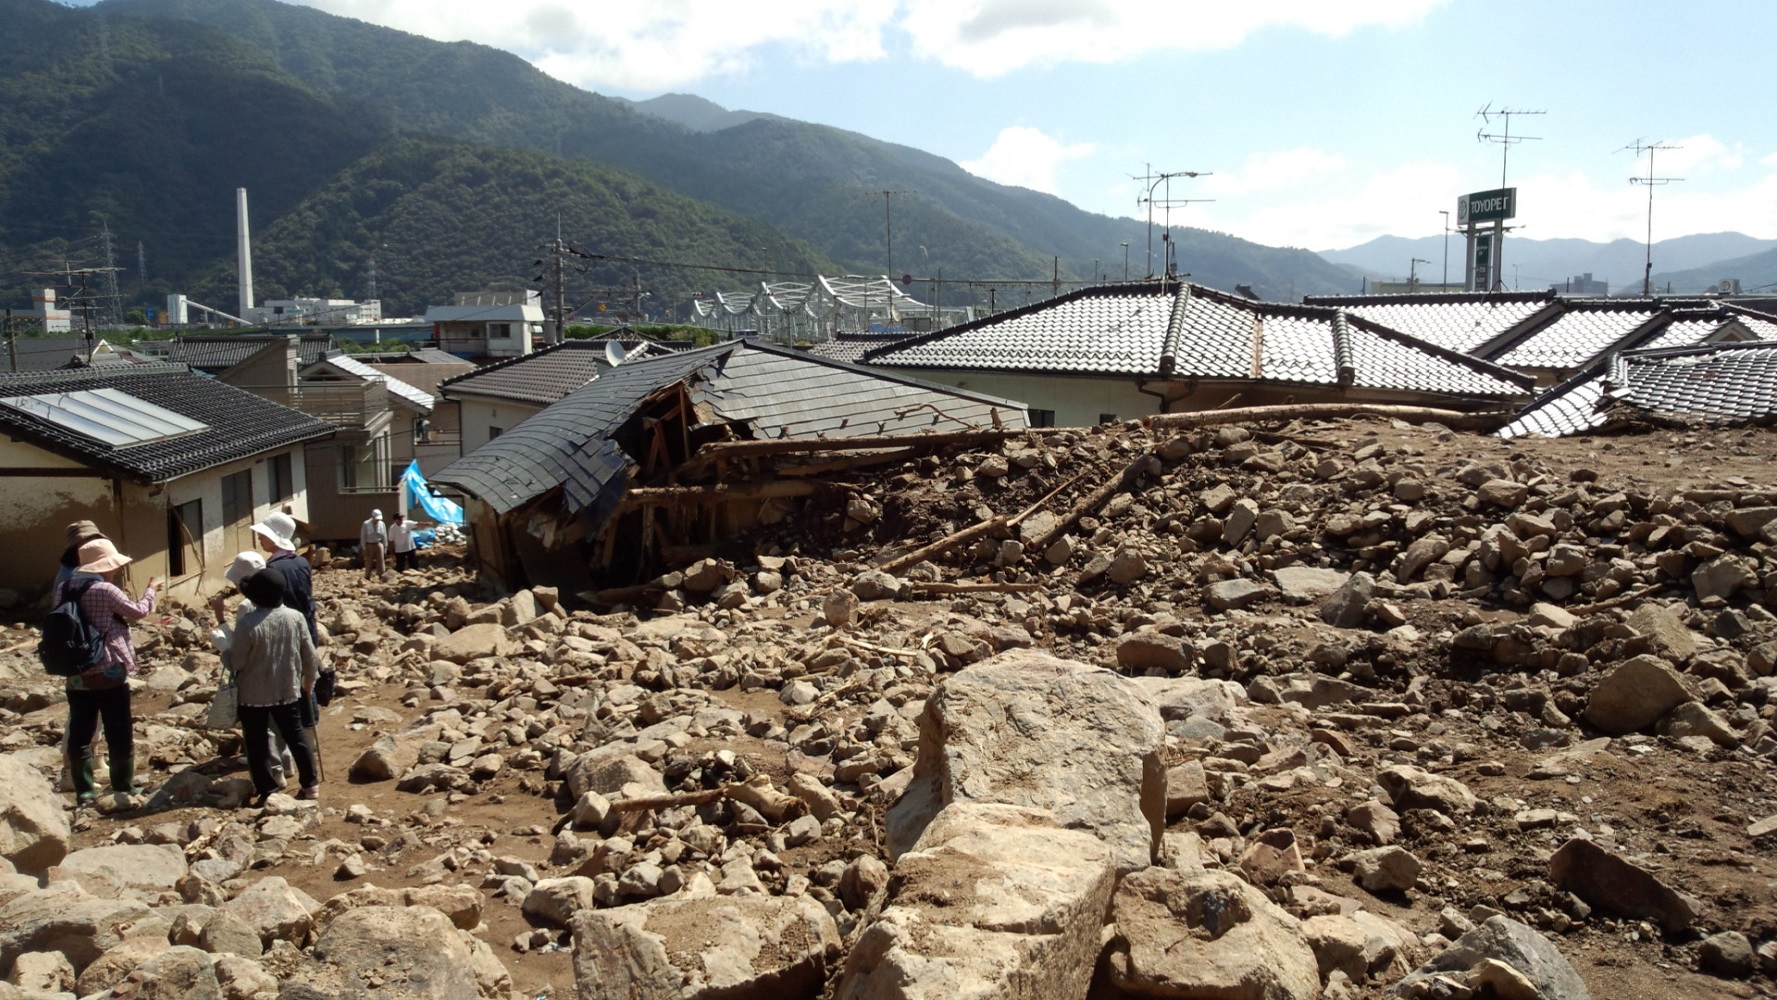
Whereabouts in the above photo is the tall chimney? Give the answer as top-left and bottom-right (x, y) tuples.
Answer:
(236, 187), (254, 318)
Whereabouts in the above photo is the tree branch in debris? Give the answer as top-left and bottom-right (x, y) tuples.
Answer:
(1144, 403), (1510, 432)
(1028, 452), (1162, 554)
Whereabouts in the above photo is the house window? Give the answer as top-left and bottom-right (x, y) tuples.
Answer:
(221, 469), (253, 549)
(339, 443), (358, 490)
(167, 498), (202, 577)
(490, 323), (512, 340)
(1027, 409), (1056, 428)
(488, 426), (503, 440)
(267, 453), (294, 502)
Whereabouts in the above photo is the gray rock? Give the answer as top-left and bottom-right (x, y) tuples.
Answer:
(284, 904), (507, 1000)
(0, 885), (151, 978)
(1693, 554), (1759, 602)
(886, 650), (1165, 875)
(1115, 634), (1195, 673)
(1352, 846), (1422, 893)
(1108, 866), (1320, 1000)
(1273, 566), (1350, 602)
(1476, 479), (1529, 508)
(850, 570), (903, 601)
(1206, 578), (1271, 612)
(0, 756), (68, 876)
(1582, 654), (1694, 735)
(1626, 604), (1697, 663)
(1320, 572), (1376, 628)
(1394, 915), (1588, 1000)
(1377, 765), (1477, 816)
(1547, 837), (1696, 936)
(576, 890), (839, 1000)
(1698, 931), (1757, 978)
(59, 843), (188, 890)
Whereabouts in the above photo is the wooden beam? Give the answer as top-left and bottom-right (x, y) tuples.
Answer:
(1144, 403), (1508, 432)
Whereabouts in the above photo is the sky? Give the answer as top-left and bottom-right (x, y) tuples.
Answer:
(87, 0), (1777, 253)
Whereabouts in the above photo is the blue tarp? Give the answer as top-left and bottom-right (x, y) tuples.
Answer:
(402, 461), (463, 525)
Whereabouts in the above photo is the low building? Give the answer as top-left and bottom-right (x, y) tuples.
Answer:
(426, 291), (543, 359)
(432, 340), (1026, 593)
(860, 282), (1533, 426)
(362, 349), (478, 477)
(8, 289), (73, 334)
(0, 363), (334, 602)
(439, 338), (685, 453)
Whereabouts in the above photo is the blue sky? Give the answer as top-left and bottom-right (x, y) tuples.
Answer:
(86, 0), (1777, 251)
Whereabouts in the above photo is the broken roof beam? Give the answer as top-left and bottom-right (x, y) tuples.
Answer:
(683, 427), (1058, 470)
(1144, 402), (1510, 432)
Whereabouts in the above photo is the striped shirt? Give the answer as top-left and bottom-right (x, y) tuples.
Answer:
(62, 574), (156, 685)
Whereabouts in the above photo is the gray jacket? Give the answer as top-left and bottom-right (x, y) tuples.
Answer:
(224, 604), (320, 707)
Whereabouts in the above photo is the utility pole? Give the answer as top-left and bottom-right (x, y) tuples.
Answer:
(1438, 210), (1450, 289)
(1409, 258), (1430, 292)
(136, 241), (146, 294)
(1621, 139), (1683, 297)
(99, 220), (123, 328)
(1474, 104), (1544, 291)
(879, 190), (908, 279)
(1121, 241), (1130, 281)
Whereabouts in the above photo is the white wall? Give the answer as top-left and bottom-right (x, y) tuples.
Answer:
(456, 397), (544, 454)
(885, 369), (1160, 427)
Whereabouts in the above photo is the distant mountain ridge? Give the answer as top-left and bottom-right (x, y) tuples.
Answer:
(0, 0), (1360, 321)
(1321, 232), (1777, 293)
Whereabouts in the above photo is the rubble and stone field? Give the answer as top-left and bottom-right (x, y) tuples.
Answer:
(3, 415), (1777, 1000)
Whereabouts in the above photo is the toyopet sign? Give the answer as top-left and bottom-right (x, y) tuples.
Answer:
(1457, 187), (1516, 225)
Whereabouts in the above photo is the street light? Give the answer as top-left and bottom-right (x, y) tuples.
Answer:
(1437, 210), (1451, 290)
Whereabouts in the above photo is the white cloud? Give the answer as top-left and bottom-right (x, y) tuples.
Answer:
(1188, 161), (1463, 251)
(901, 0), (1448, 77)
(1763, 152), (1777, 168)
(1202, 148), (1350, 199)
(963, 126), (1095, 194)
(298, 0), (1444, 89)
(304, 0), (898, 91)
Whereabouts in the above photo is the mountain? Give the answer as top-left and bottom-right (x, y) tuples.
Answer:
(1649, 247), (1777, 298)
(81, 0), (1355, 299)
(616, 94), (781, 133)
(1321, 232), (1777, 293)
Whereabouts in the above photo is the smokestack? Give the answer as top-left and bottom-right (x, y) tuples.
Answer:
(236, 187), (254, 317)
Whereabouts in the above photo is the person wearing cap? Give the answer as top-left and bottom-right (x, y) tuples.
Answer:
(250, 512), (317, 647)
(360, 509), (388, 579)
(59, 538), (161, 804)
(224, 568), (320, 805)
(52, 519), (108, 599)
(388, 513), (417, 573)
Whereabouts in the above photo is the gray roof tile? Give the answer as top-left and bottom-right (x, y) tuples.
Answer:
(1304, 291), (1557, 354)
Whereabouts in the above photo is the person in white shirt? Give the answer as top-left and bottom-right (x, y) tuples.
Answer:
(388, 513), (418, 572)
(359, 509), (387, 579)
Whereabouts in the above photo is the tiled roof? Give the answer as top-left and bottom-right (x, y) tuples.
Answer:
(432, 341), (1026, 517)
(800, 332), (921, 364)
(2, 337), (142, 372)
(1501, 342), (1777, 439)
(865, 283), (1531, 401)
(0, 363), (335, 482)
(306, 354), (435, 413)
(1487, 300), (1662, 370)
(1303, 291), (1558, 354)
(438, 340), (614, 406)
(163, 335), (334, 374)
(402, 347), (477, 366)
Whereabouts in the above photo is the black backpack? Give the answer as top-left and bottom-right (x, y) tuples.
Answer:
(39, 579), (105, 677)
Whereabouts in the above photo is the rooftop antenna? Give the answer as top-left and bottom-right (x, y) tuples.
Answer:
(1133, 165), (1212, 278)
(1409, 257), (1431, 292)
(1475, 103), (1545, 189)
(1621, 139), (1684, 297)
(878, 189), (908, 281)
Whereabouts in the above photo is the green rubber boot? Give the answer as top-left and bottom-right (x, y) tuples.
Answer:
(70, 754), (97, 805)
(108, 752), (145, 796)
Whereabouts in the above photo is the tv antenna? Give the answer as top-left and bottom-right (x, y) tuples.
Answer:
(1621, 139), (1683, 297)
(1409, 258), (1431, 291)
(1132, 165), (1213, 278)
(1475, 103), (1544, 188)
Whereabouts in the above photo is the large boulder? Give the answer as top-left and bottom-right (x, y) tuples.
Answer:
(1377, 765), (1477, 816)
(574, 893), (839, 1000)
(1582, 655), (1694, 735)
(836, 803), (1116, 1000)
(0, 756), (69, 876)
(563, 747), (669, 802)
(1393, 915), (1588, 1000)
(1106, 866), (1320, 1000)
(281, 905), (508, 1000)
(430, 623), (512, 664)
(0, 883), (151, 974)
(1548, 838), (1697, 936)
(886, 650), (1165, 874)
(222, 877), (319, 949)
(58, 843), (188, 890)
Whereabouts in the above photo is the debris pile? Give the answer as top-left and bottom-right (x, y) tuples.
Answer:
(2, 416), (1777, 999)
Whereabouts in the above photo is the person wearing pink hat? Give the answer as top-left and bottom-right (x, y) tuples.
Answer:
(60, 538), (160, 804)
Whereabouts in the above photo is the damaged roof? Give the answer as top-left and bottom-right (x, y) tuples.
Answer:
(160, 334), (335, 374)
(863, 283), (1532, 401)
(432, 340), (1026, 517)
(439, 338), (690, 407)
(1302, 290), (1559, 354)
(0, 363), (336, 482)
(1502, 341), (1777, 439)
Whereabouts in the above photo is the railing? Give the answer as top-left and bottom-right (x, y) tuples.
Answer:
(241, 381), (389, 427)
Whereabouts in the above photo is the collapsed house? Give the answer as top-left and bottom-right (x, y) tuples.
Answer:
(858, 281), (1535, 426)
(430, 340), (1027, 594)
(1500, 340), (1777, 438)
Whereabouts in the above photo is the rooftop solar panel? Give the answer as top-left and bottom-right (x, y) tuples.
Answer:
(0, 386), (210, 448)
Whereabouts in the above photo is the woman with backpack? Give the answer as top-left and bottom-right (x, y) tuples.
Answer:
(60, 538), (160, 805)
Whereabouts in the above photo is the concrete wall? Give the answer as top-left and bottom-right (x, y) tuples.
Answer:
(0, 437), (311, 605)
(456, 397), (544, 455)
(885, 369), (1159, 427)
